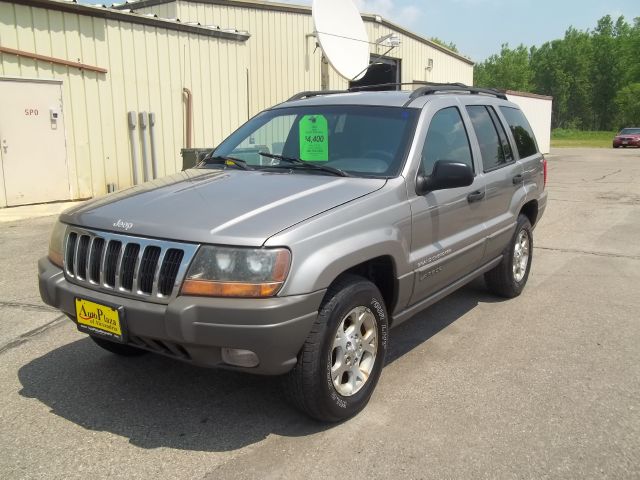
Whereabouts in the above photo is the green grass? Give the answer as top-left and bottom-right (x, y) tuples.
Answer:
(551, 129), (617, 148)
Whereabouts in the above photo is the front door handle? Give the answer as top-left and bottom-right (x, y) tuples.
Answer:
(512, 173), (523, 184)
(467, 190), (485, 203)
(1, 139), (7, 155)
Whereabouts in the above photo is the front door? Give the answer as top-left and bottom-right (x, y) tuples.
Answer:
(0, 78), (70, 206)
(409, 106), (487, 305)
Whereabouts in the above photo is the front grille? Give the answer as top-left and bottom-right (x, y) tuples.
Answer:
(158, 249), (184, 296)
(63, 227), (199, 303)
(104, 240), (121, 287)
(120, 243), (140, 290)
(139, 246), (161, 294)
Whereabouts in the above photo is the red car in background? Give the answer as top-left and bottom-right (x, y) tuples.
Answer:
(613, 128), (640, 148)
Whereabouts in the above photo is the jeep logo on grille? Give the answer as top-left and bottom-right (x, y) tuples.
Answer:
(113, 219), (134, 231)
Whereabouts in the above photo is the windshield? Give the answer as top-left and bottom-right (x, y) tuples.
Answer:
(209, 105), (419, 178)
(620, 128), (640, 135)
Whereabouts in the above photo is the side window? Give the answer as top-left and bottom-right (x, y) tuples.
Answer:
(487, 106), (514, 162)
(499, 107), (539, 158)
(466, 105), (508, 171)
(421, 107), (473, 175)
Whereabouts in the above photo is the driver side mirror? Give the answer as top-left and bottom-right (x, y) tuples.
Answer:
(416, 160), (474, 195)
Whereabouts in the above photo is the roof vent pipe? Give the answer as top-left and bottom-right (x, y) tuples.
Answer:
(127, 111), (140, 185)
(183, 87), (193, 148)
(149, 112), (159, 179)
(138, 112), (150, 182)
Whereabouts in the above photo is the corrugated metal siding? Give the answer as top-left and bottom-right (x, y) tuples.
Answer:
(131, 3), (177, 19)
(173, 0), (473, 115)
(0, 0), (247, 201)
(1, 0), (473, 205)
(177, 0), (323, 116)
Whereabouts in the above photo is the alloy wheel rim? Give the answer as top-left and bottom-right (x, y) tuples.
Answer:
(329, 306), (378, 397)
(513, 229), (530, 282)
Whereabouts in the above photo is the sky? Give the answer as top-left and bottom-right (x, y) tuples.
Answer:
(84, 0), (639, 62)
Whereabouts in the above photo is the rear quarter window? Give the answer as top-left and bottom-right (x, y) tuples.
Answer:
(499, 107), (538, 158)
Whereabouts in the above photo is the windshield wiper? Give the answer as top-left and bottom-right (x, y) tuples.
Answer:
(258, 152), (350, 177)
(200, 155), (254, 170)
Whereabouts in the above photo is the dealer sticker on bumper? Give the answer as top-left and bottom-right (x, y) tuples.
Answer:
(75, 298), (123, 340)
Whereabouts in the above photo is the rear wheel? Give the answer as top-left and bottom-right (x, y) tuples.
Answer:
(283, 275), (388, 422)
(485, 214), (533, 298)
(90, 336), (147, 356)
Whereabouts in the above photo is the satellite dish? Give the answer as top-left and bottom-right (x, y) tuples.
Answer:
(312, 0), (370, 81)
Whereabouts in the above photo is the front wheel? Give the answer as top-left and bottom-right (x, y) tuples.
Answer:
(485, 214), (533, 298)
(283, 275), (388, 422)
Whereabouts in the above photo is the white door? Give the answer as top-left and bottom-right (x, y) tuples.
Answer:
(0, 78), (70, 206)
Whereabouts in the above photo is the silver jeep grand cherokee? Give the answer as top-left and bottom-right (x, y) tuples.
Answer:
(39, 84), (547, 422)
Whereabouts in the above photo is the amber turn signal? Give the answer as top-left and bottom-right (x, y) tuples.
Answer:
(181, 280), (283, 298)
(48, 249), (64, 268)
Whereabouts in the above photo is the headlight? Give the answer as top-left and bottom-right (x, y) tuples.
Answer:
(48, 221), (66, 268)
(181, 246), (291, 298)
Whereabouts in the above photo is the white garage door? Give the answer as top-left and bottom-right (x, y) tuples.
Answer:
(0, 77), (70, 206)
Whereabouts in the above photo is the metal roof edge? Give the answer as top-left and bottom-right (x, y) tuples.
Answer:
(114, 0), (474, 65)
(10, 0), (250, 41)
(114, 0), (313, 15)
(503, 89), (553, 101)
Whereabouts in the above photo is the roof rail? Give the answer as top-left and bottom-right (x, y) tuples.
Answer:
(349, 82), (420, 92)
(287, 90), (347, 101)
(404, 83), (507, 106)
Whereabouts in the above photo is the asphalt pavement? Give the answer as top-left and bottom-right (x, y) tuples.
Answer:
(0, 147), (638, 479)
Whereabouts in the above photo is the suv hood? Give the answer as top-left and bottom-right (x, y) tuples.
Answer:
(61, 169), (386, 246)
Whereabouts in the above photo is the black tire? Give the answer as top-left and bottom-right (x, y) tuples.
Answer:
(484, 214), (533, 298)
(90, 336), (148, 357)
(283, 274), (389, 422)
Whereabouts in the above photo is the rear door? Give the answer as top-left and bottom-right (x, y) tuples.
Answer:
(408, 104), (487, 305)
(464, 104), (523, 261)
(498, 105), (545, 206)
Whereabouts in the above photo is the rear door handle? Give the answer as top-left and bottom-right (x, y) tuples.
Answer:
(512, 174), (523, 184)
(467, 190), (485, 203)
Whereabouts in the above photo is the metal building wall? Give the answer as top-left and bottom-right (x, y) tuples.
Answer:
(168, 0), (474, 115)
(131, 2), (177, 19)
(506, 92), (553, 154)
(176, 0), (321, 116)
(0, 0), (248, 203)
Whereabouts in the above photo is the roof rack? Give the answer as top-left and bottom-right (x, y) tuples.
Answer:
(286, 82), (507, 105)
(348, 82), (438, 91)
(404, 83), (507, 105)
(287, 90), (347, 101)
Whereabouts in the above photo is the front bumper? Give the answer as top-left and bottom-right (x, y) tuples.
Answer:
(38, 257), (325, 375)
(613, 138), (640, 147)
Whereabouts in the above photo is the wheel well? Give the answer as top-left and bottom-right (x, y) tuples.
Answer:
(520, 200), (539, 226)
(338, 256), (397, 315)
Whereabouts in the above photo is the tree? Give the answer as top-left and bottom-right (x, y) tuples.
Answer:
(474, 15), (639, 131)
(429, 37), (459, 53)
(591, 15), (625, 130)
(530, 40), (571, 128)
(474, 44), (532, 91)
(615, 83), (640, 128)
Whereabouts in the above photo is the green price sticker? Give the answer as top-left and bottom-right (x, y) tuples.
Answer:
(299, 115), (328, 162)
